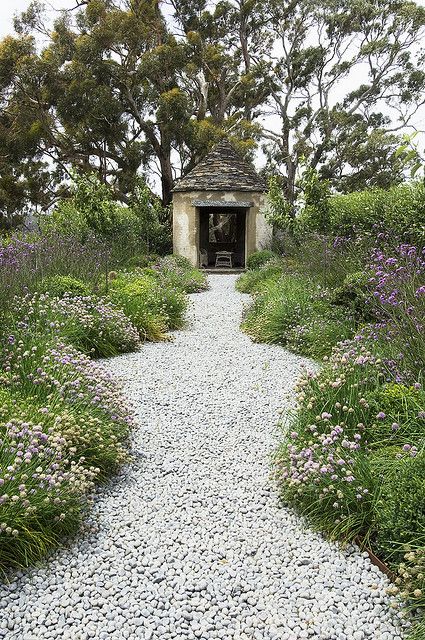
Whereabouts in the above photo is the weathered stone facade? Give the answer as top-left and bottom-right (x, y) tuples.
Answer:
(172, 140), (270, 268)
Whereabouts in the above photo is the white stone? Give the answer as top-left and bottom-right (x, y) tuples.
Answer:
(0, 276), (406, 639)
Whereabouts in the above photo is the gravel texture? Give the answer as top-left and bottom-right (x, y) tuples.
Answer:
(0, 274), (406, 640)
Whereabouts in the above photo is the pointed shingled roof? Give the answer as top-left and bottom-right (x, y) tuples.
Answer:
(172, 139), (267, 193)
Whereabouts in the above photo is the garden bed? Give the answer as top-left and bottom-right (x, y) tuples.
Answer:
(240, 240), (425, 638)
(0, 235), (207, 572)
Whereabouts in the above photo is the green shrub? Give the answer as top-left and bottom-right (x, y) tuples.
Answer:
(282, 233), (364, 289)
(331, 270), (375, 321)
(365, 383), (425, 448)
(241, 274), (354, 357)
(156, 255), (208, 293)
(125, 254), (160, 269)
(236, 260), (284, 294)
(327, 182), (425, 242)
(246, 249), (276, 270)
(0, 387), (129, 481)
(276, 338), (388, 542)
(40, 274), (91, 298)
(50, 173), (172, 265)
(0, 230), (110, 318)
(108, 271), (188, 340)
(372, 451), (425, 562)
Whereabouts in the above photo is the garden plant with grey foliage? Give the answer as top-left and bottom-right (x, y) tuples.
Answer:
(0, 276), (407, 640)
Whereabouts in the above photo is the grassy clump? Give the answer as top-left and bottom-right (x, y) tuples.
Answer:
(108, 269), (188, 341)
(246, 249), (276, 270)
(9, 291), (141, 358)
(155, 255), (208, 293)
(241, 271), (355, 359)
(236, 260), (284, 294)
(0, 338), (133, 569)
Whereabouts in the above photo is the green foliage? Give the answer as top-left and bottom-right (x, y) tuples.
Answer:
(125, 254), (160, 269)
(331, 271), (374, 321)
(276, 341), (386, 543)
(49, 173), (171, 263)
(108, 270), (188, 341)
(241, 272), (354, 359)
(285, 314), (355, 361)
(326, 182), (425, 242)
(298, 164), (331, 232)
(365, 383), (425, 449)
(0, 336), (132, 569)
(278, 233), (364, 289)
(236, 260), (283, 293)
(128, 180), (172, 255)
(0, 230), (113, 327)
(1, 0), (425, 215)
(275, 326), (425, 623)
(246, 249), (276, 270)
(396, 132), (424, 180)
(155, 255), (208, 293)
(168, 254), (193, 270)
(52, 173), (121, 238)
(9, 291), (141, 359)
(408, 620), (425, 640)
(265, 176), (294, 230)
(40, 274), (91, 298)
(0, 230), (205, 569)
(373, 452), (425, 561)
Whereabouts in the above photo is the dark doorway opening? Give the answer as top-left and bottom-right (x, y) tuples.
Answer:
(199, 207), (246, 268)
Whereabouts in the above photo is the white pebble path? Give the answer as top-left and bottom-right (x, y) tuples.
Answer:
(0, 275), (407, 640)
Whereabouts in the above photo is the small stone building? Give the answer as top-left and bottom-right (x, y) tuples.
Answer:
(172, 140), (270, 268)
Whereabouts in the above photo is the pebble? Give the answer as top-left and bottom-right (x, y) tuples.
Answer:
(0, 276), (405, 639)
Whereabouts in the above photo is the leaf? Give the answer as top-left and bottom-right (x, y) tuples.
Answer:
(411, 162), (423, 178)
(395, 144), (408, 159)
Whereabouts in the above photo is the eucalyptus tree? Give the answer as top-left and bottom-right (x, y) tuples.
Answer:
(168, 0), (273, 172)
(1, 0), (424, 219)
(0, 33), (63, 226)
(262, 0), (425, 207)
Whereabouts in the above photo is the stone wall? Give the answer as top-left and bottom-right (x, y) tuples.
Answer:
(172, 190), (270, 267)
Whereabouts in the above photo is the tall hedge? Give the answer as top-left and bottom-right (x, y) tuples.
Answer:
(326, 182), (425, 241)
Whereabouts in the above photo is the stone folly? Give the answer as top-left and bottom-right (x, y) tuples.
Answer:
(172, 140), (270, 268)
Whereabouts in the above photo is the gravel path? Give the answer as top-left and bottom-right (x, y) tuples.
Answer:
(0, 275), (406, 640)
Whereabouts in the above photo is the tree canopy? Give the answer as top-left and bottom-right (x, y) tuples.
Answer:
(0, 0), (424, 222)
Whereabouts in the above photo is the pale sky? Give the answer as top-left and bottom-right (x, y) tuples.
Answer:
(0, 0), (75, 36)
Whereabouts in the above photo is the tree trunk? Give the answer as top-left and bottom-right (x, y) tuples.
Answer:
(285, 158), (296, 213)
(160, 153), (174, 207)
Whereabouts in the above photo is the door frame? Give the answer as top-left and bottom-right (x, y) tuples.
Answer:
(198, 206), (247, 267)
